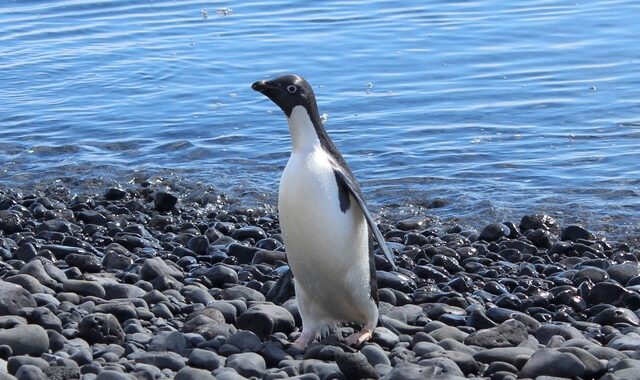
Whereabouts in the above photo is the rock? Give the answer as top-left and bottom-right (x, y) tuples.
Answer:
(105, 187), (127, 200)
(608, 333), (640, 351)
(65, 253), (102, 273)
(464, 319), (528, 348)
(336, 352), (378, 379)
(381, 362), (454, 380)
(78, 313), (125, 344)
(3, 275), (44, 294)
(607, 263), (640, 285)
(199, 265), (238, 287)
(228, 330), (262, 352)
(520, 214), (557, 231)
(140, 257), (184, 281)
(473, 347), (535, 367)
(6, 356), (49, 375)
(102, 251), (133, 270)
(0, 281), (37, 315)
(226, 352), (266, 378)
(14, 244), (37, 262)
(96, 370), (134, 380)
(593, 307), (640, 326)
(76, 210), (107, 226)
(102, 283), (145, 300)
(361, 344), (391, 367)
(231, 226), (267, 241)
(218, 285), (265, 303)
(154, 191), (178, 212)
(0, 325), (49, 355)
(62, 280), (106, 298)
(479, 223), (510, 242)
(236, 304), (295, 339)
(188, 348), (225, 371)
(560, 225), (594, 242)
(148, 331), (187, 352)
(18, 260), (58, 289)
(428, 326), (468, 342)
(534, 323), (585, 344)
(131, 351), (186, 371)
(15, 365), (46, 380)
(174, 367), (216, 380)
(415, 357), (464, 377)
(518, 348), (586, 378)
(557, 347), (606, 379)
(29, 307), (62, 331)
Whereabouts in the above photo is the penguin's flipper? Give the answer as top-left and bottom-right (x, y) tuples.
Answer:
(333, 169), (397, 270)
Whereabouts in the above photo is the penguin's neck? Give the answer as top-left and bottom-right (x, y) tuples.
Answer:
(287, 105), (322, 154)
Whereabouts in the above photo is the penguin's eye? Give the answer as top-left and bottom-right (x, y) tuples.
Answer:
(286, 85), (298, 94)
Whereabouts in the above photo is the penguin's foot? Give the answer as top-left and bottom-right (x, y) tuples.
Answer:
(291, 329), (316, 350)
(345, 326), (374, 347)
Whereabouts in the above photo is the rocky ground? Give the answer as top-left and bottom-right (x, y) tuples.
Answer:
(1, 182), (640, 380)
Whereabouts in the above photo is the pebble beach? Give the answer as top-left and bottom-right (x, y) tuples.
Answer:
(1, 180), (639, 380)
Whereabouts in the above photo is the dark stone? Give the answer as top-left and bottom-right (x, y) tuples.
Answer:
(561, 225), (594, 242)
(154, 191), (178, 212)
(174, 367), (216, 380)
(520, 214), (557, 231)
(76, 210), (108, 226)
(199, 265), (238, 287)
(218, 285), (265, 303)
(479, 223), (510, 242)
(188, 348), (225, 371)
(336, 352), (378, 379)
(140, 257), (184, 281)
(226, 243), (259, 264)
(473, 347), (534, 367)
(607, 263), (640, 285)
(464, 319), (528, 348)
(228, 330), (262, 352)
(518, 348), (586, 378)
(231, 226), (267, 241)
(78, 313), (125, 344)
(0, 325), (49, 356)
(131, 351), (186, 371)
(236, 304), (296, 339)
(0, 281), (37, 315)
(62, 280), (105, 298)
(14, 243), (37, 262)
(104, 187), (127, 200)
(225, 352), (266, 378)
(592, 307), (640, 326)
(65, 253), (102, 273)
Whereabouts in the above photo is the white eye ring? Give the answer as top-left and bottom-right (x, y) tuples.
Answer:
(286, 85), (298, 94)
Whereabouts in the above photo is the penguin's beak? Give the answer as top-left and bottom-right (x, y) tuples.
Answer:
(251, 80), (269, 93)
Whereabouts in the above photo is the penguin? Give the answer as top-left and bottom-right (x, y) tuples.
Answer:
(252, 74), (397, 349)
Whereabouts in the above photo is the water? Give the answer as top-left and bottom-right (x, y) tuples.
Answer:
(1, 0), (639, 239)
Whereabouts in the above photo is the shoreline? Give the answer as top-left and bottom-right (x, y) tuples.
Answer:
(1, 180), (639, 379)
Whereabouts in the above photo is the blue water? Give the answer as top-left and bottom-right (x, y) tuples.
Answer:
(1, 0), (639, 238)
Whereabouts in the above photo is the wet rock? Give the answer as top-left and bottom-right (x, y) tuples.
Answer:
(473, 347), (535, 367)
(560, 225), (594, 242)
(140, 257), (184, 281)
(231, 226), (267, 241)
(105, 187), (127, 200)
(534, 323), (585, 344)
(479, 223), (510, 242)
(217, 285), (265, 303)
(607, 262), (640, 285)
(154, 191), (178, 212)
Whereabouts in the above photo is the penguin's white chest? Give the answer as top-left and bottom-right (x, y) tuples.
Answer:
(278, 149), (373, 322)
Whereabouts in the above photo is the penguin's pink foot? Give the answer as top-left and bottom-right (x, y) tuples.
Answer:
(345, 326), (374, 347)
(291, 328), (316, 351)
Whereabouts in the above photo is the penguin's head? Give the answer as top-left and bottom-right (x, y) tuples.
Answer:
(252, 74), (319, 118)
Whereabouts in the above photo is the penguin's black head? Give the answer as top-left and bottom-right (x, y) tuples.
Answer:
(252, 74), (319, 118)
